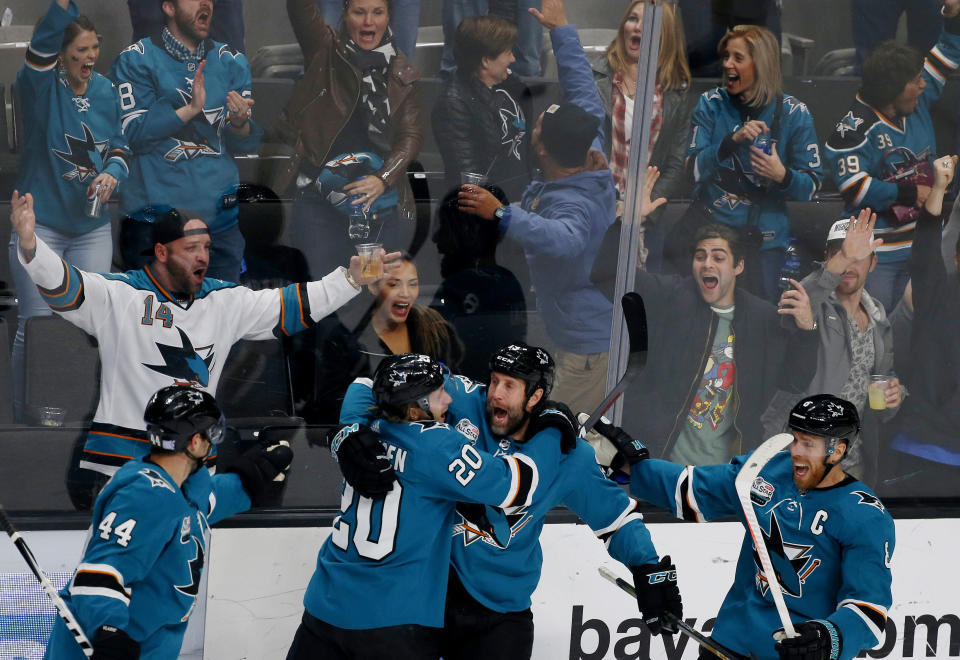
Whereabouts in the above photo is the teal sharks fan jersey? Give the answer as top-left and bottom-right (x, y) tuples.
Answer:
(303, 416), (545, 630)
(341, 374), (660, 614)
(19, 0), (131, 236)
(43, 459), (251, 659)
(110, 33), (262, 232)
(631, 452), (895, 660)
(18, 237), (358, 475)
(825, 20), (960, 263)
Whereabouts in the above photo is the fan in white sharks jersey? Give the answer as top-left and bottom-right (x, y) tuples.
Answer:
(9, 192), (398, 502)
(595, 394), (895, 660)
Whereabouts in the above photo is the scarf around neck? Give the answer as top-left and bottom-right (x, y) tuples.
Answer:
(341, 26), (396, 137)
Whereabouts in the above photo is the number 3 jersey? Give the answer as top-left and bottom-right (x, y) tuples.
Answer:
(303, 415), (549, 630)
(18, 236), (359, 475)
(43, 459), (251, 660)
(631, 452), (895, 660)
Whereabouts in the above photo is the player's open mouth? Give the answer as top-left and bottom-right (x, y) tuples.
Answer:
(629, 36), (642, 48)
(196, 11), (210, 28)
(701, 275), (718, 290)
(359, 29), (378, 44)
(391, 302), (410, 318)
(491, 408), (509, 427)
(793, 463), (810, 480)
(193, 268), (205, 282)
(80, 63), (93, 76)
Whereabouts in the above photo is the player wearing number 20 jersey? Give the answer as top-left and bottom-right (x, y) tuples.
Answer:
(301, 416), (548, 631)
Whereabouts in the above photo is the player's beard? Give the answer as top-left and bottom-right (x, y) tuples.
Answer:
(485, 398), (529, 439)
(166, 257), (203, 296)
(174, 5), (211, 44)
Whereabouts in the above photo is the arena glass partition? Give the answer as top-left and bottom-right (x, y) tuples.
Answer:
(0, 0), (958, 657)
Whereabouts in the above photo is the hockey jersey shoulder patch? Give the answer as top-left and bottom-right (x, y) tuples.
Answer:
(826, 107), (872, 150)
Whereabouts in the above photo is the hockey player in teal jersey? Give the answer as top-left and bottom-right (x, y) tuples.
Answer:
(337, 343), (682, 659)
(43, 385), (293, 660)
(592, 394), (895, 660)
(288, 354), (551, 659)
(824, 0), (960, 309)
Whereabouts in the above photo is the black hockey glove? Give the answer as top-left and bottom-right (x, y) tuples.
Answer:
(92, 625), (140, 660)
(630, 555), (682, 636)
(330, 423), (396, 498)
(456, 502), (511, 549)
(223, 438), (294, 507)
(525, 400), (578, 453)
(774, 619), (843, 660)
(593, 417), (649, 468)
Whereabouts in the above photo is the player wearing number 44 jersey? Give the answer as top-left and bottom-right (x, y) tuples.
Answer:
(9, 193), (396, 486)
(338, 344), (681, 659)
(288, 354), (553, 660)
(44, 385), (293, 660)
(592, 394), (895, 660)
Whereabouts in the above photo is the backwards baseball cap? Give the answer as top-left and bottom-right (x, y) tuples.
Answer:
(826, 218), (875, 244)
(139, 208), (210, 256)
(539, 103), (601, 168)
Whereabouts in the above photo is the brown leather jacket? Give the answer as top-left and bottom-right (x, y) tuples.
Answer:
(274, 0), (422, 219)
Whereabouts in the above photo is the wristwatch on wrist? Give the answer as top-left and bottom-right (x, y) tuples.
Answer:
(339, 266), (361, 291)
(494, 204), (509, 220)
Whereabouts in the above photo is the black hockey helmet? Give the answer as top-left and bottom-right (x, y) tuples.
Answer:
(144, 385), (225, 453)
(373, 353), (445, 416)
(788, 394), (860, 455)
(488, 343), (554, 400)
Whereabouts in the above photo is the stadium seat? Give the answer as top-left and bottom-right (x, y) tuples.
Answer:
(0, 317), (11, 424)
(0, 425), (89, 510)
(216, 337), (295, 421)
(23, 315), (100, 425)
(248, 43), (303, 79)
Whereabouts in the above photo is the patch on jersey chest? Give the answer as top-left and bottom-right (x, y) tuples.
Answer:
(750, 476), (775, 506)
(455, 419), (479, 443)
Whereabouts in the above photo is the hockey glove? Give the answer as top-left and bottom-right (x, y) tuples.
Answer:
(583, 414), (649, 468)
(525, 400), (578, 453)
(223, 438), (294, 507)
(774, 619), (842, 660)
(92, 625), (140, 660)
(330, 423), (396, 498)
(456, 501), (511, 549)
(631, 555), (682, 636)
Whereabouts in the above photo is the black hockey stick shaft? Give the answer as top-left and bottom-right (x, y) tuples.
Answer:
(0, 506), (94, 657)
(581, 292), (648, 433)
(598, 567), (738, 660)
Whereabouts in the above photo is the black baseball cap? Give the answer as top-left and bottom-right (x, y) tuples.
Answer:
(539, 103), (601, 168)
(139, 208), (210, 257)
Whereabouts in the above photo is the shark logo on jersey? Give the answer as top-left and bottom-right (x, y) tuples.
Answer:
(752, 511), (822, 598)
(53, 123), (108, 182)
(139, 468), (176, 492)
(120, 41), (145, 56)
(834, 111), (863, 138)
(454, 506), (532, 548)
(852, 490), (885, 513)
(452, 375), (481, 394)
(783, 96), (808, 115)
(174, 536), (206, 621)
(495, 88), (525, 161)
(143, 326), (215, 386)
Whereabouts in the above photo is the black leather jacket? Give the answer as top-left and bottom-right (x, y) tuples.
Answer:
(431, 71), (533, 202)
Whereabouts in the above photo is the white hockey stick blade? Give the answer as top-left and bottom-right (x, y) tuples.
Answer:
(0, 507), (93, 656)
(734, 432), (797, 638)
(597, 567), (739, 660)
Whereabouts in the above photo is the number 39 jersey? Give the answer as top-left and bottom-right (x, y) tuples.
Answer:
(304, 414), (548, 630)
(18, 237), (358, 475)
(43, 459), (251, 660)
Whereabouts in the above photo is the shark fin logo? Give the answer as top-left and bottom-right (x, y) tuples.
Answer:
(175, 536), (206, 621)
(53, 122), (108, 182)
(143, 326), (214, 386)
(752, 511), (821, 599)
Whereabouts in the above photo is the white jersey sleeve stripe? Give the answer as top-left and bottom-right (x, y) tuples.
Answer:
(593, 498), (644, 538)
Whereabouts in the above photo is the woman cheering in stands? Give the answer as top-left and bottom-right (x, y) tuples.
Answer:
(275, 0), (422, 278)
(9, 0), (130, 422)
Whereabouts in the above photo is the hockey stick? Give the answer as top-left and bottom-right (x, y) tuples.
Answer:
(598, 566), (738, 660)
(0, 506), (93, 657)
(733, 432), (797, 639)
(580, 292), (648, 433)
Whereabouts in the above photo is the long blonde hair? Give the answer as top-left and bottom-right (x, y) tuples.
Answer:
(717, 25), (782, 108)
(606, 1), (691, 92)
